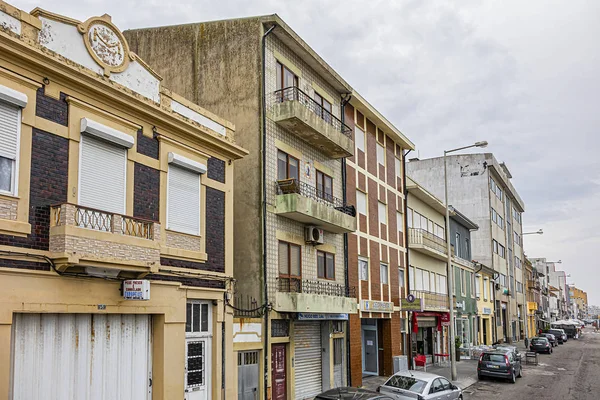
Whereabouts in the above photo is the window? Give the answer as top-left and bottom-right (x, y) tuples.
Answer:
(514, 231), (521, 245)
(430, 272), (436, 293)
(516, 281), (523, 293)
(359, 258), (368, 281)
(277, 150), (299, 181)
(407, 208), (414, 228)
(434, 224), (445, 239)
(276, 61), (298, 91)
(465, 238), (470, 260)
(498, 244), (505, 258)
(499, 274), (506, 287)
(313, 92), (332, 122)
(483, 278), (489, 300)
(493, 240), (498, 254)
(498, 215), (504, 229)
(376, 143), (385, 165)
(378, 202), (387, 225)
(414, 267), (423, 290)
(513, 207), (522, 224)
(437, 274), (447, 295)
(278, 241), (301, 280)
(422, 270), (430, 291)
(421, 215), (429, 232)
(167, 163), (201, 235)
(356, 191), (367, 215)
(471, 273), (476, 298)
(412, 211), (422, 229)
(428, 219), (434, 234)
(409, 266), (415, 290)
(398, 268), (405, 288)
(0, 100), (21, 194)
(396, 212), (403, 232)
(316, 170), (333, 202)
(380, 263), (389, 284)
(460, 269), (466, 295)
(515, 256), (522, 269)
(395, 157), (401, 177)
(317, 250), (335, 280)
(455, 233), (461, 257)
(355, 127), (365, 152)
(186, 301), (211, 333)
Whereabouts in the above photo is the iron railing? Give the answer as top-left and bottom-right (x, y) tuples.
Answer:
(278, 277), (356, 298)
(75, 206), (113, 232)
(527, 280), (541, 291)
(122, 215), (154, 239)
(276, 179), (356, 217)
(412, 290), (450, 311)
(233, 294), (263, 318)
(272, 86), (352, 137)
(408, 228), (447, 254)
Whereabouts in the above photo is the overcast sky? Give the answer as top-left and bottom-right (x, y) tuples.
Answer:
(16, 0), (600, 305)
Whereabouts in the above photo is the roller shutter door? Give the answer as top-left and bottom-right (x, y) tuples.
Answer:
(294, 322), (321, 399)
(12, 313), (151, 400)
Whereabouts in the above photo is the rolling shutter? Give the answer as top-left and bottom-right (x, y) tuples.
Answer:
(12, 313), (151, 400)
(79, 134), (127, 214)
(294, 322), (322, 399)
(167, 164), (200, 234)
(0, 101), (19, 161)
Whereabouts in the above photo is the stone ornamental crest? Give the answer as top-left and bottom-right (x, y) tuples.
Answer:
(77, 14), (133, 76)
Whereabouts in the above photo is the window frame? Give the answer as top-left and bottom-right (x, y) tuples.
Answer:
(278, 241), (302, 280)
(317, 250), (335, 280)
(460, 268), (466, 296)
(313, 91), (332, 122)
(277, 150), (300, 182)
(376, 142), (385, 166)
(380, 263), (389, 285)
(483, 277), (488, 300)
(356, 190), (367, 215)
(359, 257), (369, 281)
(355, 126), (365, 152)
(378, 201), (387, 225)
(0, 102), (21, 196)
(396, 211), (403, 233)
(166, 163), (201, 235)
(276, 61), (298, 91)
(315, 170), (333, 202)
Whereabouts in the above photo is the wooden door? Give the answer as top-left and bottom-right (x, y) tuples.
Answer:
(271, 344), (287, 400)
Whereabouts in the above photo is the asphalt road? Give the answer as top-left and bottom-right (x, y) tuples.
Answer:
(464, 327), (600, 400)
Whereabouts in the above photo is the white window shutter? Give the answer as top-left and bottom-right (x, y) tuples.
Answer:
(79, 134), (127, 214)
(168, 165), (200, 235)
(0, 101), (19, 161)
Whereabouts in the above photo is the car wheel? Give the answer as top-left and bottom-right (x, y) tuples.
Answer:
(511, 371), (516, 384)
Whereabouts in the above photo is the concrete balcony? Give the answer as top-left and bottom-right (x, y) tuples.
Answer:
(408, 228), (448, 261)
(271, 87), (354, 159)
(412, 290), (450, 311)
(274, 278), (357, 314)
(49, 203), (160, 276)
(528, 279), (541, 291)
(275, 179), (357, 233)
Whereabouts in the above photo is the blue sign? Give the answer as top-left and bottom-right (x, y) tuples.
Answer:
(407, 294), (416, 303)
(298, 313), (348, 321)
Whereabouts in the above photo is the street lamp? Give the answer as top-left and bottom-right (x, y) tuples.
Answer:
(523, 229), (543, 235)
(444, 140), (488, 381)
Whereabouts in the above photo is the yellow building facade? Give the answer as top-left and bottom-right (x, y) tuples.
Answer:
(476, 265), (496, 345)
(0, 3), (246, 399)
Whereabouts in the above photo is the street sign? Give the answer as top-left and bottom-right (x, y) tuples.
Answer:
(401, 298), (423, 312)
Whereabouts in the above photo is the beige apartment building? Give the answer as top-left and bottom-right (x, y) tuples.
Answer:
(126, 15), (358, 400)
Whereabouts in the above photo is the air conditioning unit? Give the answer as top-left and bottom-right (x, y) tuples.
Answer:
(304, 226), (324, 244)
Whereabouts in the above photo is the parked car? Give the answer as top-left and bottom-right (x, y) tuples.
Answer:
(539, 333), (557, 347)
(493, 344), (522, 361)
(316, 387), (394, 399)
(548, 328), (567, 343)
(530, 336), (553, 354)
(477, 348), (522, 383)
(378, 370), (463, 400)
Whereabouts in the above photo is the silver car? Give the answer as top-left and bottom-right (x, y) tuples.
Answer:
(378, 370), (463, 400)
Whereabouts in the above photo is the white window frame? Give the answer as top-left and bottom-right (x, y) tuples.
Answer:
(396, 211), (403, 233)
(407, 208), (413, 228)
(409, 266), (415, 291)
(380, 263), (388, 285)
(483, 278), (489, 300)
(414, 267), (423, 290)
(0, 103), (21, 196)
(355, 126), (365, 152)
(376, 143), (385, 165)
(378, 202), (387, 225)
(359, 257), (369, 281)
(438, 274), (447, 295)
(460, 269), (466, 296)
(422, 270), (430, 292)
(356, 190), (367, 215)
(395, 157), (401, 178)
(166, 158), (204, 235)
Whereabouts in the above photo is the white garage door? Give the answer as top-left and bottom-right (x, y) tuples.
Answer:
(11, 313), (152, 400)
(294, 322), (322, 399)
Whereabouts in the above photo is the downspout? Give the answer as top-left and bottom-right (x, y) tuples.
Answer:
(403, 149), (413, 369)
(261, 24), (276, 400)
(340, 93), (352, 386)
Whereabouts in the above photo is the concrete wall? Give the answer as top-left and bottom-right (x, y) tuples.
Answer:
(449, 218), (472, 261)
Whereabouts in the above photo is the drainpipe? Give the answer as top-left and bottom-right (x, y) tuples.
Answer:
(261, 23), (276, 400)
(403, 149), (413, 369)
(340, 94), (351, 386)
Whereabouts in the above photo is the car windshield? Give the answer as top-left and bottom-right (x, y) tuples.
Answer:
(385, 375), (427, 394)
(532, 338), (547, 344)
(482, 353), (505, 362)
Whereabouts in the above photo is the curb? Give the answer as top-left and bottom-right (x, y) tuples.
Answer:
(454, 377), (478, 390)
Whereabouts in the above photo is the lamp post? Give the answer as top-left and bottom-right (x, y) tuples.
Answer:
(523, 229), (543, 235)
(444, 140), (488, 381)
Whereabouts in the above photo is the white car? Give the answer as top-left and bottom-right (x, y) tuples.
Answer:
(378, 370), (463, 400)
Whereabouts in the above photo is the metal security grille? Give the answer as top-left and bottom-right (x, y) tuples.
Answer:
(271, 319), (289, 337)
(238, 351), (259, 400)
(294, 322), (322, 399)
(186, 341), (205, 389)
(333, 338), (344, 388)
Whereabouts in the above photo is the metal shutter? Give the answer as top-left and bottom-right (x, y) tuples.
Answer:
(79, 134), (127, 214)
(167, 164), (200, 235)
(12, 313), (151, 400)
(294, 322), (322, 399)
(0, 101), (19, 161)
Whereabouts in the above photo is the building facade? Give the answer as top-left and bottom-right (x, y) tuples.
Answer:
(0, 3), (247, 399)
(344, 93), (414, 385)
(475, 264), (496, 345)
(125, 16), (358, 399)
(406, 177), (451, 365)
(569, 286), (588, 320)
(407, 154), (526, 343)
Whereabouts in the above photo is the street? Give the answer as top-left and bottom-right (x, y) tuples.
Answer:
(465, 328), (600, 399)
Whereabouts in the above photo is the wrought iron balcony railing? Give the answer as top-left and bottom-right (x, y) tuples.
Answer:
(272, 86), (352, 137)
(412, 290), (450, 310)
(408, 228), (447, 254)
(277, 277), (356, 298)
(51, 203), (154, 240)
(276, 179), (356, 217)
(527, 279), (541, 291)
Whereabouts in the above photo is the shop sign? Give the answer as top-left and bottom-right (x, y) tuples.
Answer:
(400, 298), (423, 312)
(297, 313), (348, 320)
(440, 312), (451, 326)
(482, 307), (492, 315)
(362, 300), (394, 313)
(123, 280), (150, 300)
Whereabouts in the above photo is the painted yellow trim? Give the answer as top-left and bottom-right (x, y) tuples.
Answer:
(311, 82), (335, 106)
(30, 7), (80, 25)
(66, 96), (141, 131)
(157, 266), (231, 280)
(270, 336), (290, 344)
(50, 225), (160, 249)
(131, 152), (160, 170)
(126, 159), (134, 215)
(313, 160), (333, 177)
(276, 230), (304, 246)
(160, 245), (208, 262)
(315, 243), (336, 254)
(273, 50), (302, 78)
(0, 2), (41, 30)
(43, 81), (61, 99)
(204, 179), (226, 192)
(274, 139), (302, 161)
(0, 66), (41, 89)
(34, 116), (69, 138)
(0, 219), (31, 236)
(165, 89), (235, 131)
(233, 342), (263, 351)
(185, 290), (225, 300)
(159, 135), (211, 167)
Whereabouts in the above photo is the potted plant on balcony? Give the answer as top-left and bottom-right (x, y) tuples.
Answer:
(454, 337), (462, 362)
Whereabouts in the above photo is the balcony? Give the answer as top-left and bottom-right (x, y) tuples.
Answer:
(271, 87), (354, 159)
(49, 203), (160, 275)
(412, 290), (450, 311)
(527, 280), (541, 291)
(408, 228), (448, 261)
(275, 179), (357, 233)
(275, 277), (357, 314)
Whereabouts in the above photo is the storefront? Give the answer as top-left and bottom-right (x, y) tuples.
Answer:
(412, 312), (450, 364)
(479, 307), (493, 345)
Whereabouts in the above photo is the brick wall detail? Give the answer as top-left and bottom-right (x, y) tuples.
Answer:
(136, 129), (159, 159)
(166, 231), (202, 252)
(205, 187), (225, 273)
(134, 162), (160, 221)
(207, 157), (226, 183)
(35, 87), (68, 126)
(0, 197), (18, 220)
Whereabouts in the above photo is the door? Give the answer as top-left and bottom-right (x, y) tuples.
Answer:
(238, 351), (259, 400)
(294, 322), (322, 399)
(483, 318), (488, 345)
(185, 338), (209, 400)
(12, 313), (152, 400)
(333, 338), (344, 388)
(363, 329), (378, 374)
(271, 344), (287, 400)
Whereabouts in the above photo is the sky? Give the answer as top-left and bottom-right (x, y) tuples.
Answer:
(14, 0), (600, 304)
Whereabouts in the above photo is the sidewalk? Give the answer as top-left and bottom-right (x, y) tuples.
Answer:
(362, 359), (479, 392)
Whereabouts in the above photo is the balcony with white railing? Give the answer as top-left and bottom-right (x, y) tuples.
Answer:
(408, 228), (448, 261)
(49, 203), (160, 274)
(412, 290), (450, 311)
